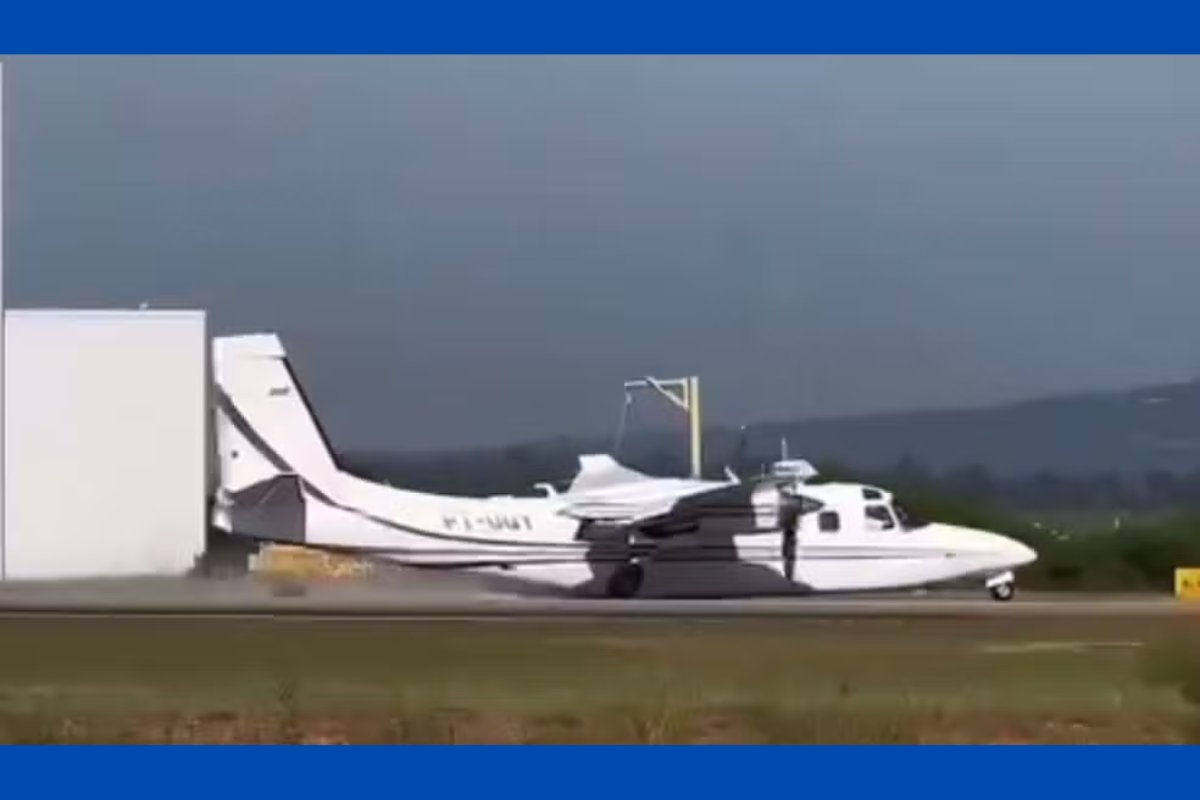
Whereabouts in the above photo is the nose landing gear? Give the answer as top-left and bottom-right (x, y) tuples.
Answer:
(989, 581), (1015, 602)
(986, 571), (1016, 602)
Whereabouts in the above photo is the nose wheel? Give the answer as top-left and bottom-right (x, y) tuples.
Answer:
(986, 571), (1016, 602)
(989, 581), (1015, 601)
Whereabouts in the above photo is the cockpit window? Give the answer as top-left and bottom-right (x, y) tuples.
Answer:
(818, 511), (840, 533)
(892, 501), (928, 531)
(862, 488), (883, 500)
(865, 504), (895, 530)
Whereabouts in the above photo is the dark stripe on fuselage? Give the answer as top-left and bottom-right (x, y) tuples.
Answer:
(280, 354), (344, 472)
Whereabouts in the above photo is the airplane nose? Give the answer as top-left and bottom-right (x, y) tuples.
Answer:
(1000, 536), (1037, 567)
(942, 526), (1038, 568)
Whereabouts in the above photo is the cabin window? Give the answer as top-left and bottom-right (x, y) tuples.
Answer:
(865, 504), (896, 531)
(862, 488), (883, 500)
(892, 501), (928, 531)
(818, 511), (840, 533)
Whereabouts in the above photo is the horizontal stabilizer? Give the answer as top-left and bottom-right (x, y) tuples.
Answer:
(218, 473), (307, 544)
(227, 473), (305, 510)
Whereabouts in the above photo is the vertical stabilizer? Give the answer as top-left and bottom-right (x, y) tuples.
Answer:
(213, 334), (341, 496)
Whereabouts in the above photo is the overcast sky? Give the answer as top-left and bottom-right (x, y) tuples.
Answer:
(5, 56), (1200, 451)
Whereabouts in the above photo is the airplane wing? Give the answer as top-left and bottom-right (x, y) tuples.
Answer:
(566, 454), (655, 493)
(558, 479), (751, 525)
(560, 473), (822, 533)
(556, 453), (825, 532)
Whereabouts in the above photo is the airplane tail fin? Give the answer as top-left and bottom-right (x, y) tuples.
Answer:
(212, 333), (342, 498)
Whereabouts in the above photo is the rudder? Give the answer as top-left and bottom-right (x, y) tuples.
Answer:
(213, 333), (342, 497)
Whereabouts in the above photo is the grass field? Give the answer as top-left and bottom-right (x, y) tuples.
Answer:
(0, 615), (1198, 743)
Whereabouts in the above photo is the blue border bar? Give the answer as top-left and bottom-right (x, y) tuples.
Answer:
(0, 745), (1194, 794)
(3, 0), (1200, 54)
(0, 743), (1190, 796)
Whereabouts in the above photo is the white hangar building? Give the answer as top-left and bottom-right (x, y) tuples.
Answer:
(0, 309), (212, 580)
(0, 64), (215, 581)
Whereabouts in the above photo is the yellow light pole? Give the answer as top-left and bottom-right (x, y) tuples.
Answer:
(622, 375), (703, 479)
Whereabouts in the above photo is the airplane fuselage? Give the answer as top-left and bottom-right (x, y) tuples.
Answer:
(215, 475), (1036, 599)
(210, 331), (1037, 601)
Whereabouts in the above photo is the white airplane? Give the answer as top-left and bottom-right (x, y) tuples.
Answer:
(210, 333), (1037, 601)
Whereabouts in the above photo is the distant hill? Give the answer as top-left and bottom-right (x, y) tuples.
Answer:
(341, 378), (1200, 495)
(746, 378), (1200, 477)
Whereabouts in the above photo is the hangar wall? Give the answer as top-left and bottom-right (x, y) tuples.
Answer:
(1, 309), (209, 580)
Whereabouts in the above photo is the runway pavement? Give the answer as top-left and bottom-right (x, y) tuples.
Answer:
(0, 571), (1194, 619)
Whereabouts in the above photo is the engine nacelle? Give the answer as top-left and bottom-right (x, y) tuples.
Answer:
(749, 482), (824, 533)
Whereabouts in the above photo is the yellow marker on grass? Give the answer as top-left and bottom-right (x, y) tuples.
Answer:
(1175, 568), (1200, 599)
